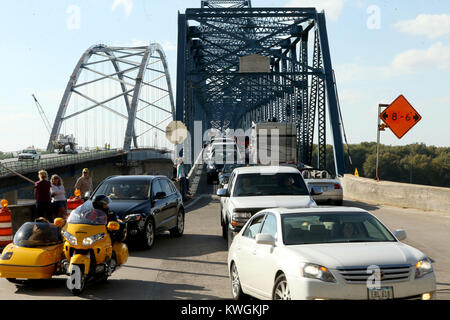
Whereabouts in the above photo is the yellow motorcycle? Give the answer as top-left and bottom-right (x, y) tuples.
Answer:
(59, 202), (129, 295)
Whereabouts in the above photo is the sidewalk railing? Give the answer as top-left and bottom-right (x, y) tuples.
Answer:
(0, 150), (122, 178)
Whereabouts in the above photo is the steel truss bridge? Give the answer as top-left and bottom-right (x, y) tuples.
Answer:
(177, 0), (347, 175)
(47, 43), (175, 153)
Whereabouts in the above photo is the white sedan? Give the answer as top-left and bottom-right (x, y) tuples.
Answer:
(227, 207), (436, 300)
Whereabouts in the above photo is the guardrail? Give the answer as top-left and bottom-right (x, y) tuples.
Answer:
(0, 150), (122, 178)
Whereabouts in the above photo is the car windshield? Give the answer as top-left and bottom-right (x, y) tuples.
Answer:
(282, 212), (397, 245)
(233, 173), (310, 197)
(13, 222), (63, 248)
(94, 180), (150, 200)
(22, 150), (34, 154)
(68, 203), (108, 225)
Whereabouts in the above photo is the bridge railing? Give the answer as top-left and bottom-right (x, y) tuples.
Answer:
(0, 150), (122, 178)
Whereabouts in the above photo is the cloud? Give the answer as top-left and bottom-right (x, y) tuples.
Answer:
(284, 0), (346, 21)
(391, 42), (450, 74)
(394, 14), (450, 39)
(335, 42), (450, 83)
(112, 0), (133, 17)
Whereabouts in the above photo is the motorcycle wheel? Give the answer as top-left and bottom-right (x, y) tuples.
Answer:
(70, 270), (86, 296)
(99, 253), (117, 283)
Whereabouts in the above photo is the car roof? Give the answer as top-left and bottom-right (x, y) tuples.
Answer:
(105, 175), (162, 182)
(233, 166), (301, 175)
(266, 207), (368, 216)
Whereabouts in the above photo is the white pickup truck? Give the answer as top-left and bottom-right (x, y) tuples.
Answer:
(217, 166), (318, 248)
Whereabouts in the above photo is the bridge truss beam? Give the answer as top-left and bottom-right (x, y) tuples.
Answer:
(177, 6), (346, 175)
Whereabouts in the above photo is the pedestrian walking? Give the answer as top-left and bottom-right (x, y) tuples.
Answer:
(50, 174), (67, 218)
(177, 158), (187, 201)
(75, 168), (93, 199)
(34, 170), (52, 221)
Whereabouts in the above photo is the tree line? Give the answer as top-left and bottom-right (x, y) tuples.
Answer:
(311, 142), (450, 188)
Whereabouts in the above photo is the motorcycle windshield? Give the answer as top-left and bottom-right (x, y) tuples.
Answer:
(68, 203), (107, 225)
(14, 222), (63, 248)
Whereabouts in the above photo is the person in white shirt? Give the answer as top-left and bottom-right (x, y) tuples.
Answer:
(176, 158), (187, 201)
(50, 174), (67, 219)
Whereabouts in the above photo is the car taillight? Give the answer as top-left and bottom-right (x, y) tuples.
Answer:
(334, 184), (342, 189)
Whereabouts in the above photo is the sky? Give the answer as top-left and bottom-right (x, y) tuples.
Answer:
(0, 0), (449, 152)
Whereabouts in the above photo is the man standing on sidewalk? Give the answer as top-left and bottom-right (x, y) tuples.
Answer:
(177, 159), (187, 201)
(75, 168), (93, 199)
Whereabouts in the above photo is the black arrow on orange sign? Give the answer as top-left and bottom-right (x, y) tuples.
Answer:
(413, 114), (420, 122)
(382, 113), (388, 120)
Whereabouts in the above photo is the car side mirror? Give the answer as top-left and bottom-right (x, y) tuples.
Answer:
(310, 187), (323, 196)
(216, 188), (229, 197)
(255, 233), (276, 246)
(154, 191), (166, 200)
(393, 229), (407, 241)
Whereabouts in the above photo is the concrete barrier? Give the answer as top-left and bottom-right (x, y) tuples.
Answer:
(341, 174), (450, 214)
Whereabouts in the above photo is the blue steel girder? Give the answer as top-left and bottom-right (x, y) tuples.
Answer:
(177, 7), (346, 175)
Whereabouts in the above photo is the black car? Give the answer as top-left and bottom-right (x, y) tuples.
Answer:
(89, 175), (185, 249)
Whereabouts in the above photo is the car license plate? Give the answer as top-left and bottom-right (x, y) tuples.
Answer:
(368, 287), (394, 300)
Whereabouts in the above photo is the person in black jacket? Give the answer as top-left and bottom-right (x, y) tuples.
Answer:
(92, 195), (126, 242)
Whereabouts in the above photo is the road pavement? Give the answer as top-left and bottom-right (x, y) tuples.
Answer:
(0, 193), (447, 300)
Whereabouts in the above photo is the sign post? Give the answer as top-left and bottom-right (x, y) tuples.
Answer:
(376, 95), (422, 181)
(376, 104), (389, 181)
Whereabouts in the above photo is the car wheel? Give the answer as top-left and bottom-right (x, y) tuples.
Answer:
(142, 218), (155, 249)
(272, 274), (291, 300)
(227, 227), (233, 249)
(170, 210), (184, 237)
(222, 218), (228, 240)
(230, 262), (247, 300)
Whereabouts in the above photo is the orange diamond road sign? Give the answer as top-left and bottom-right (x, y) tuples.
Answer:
(379, 95), (422, 139)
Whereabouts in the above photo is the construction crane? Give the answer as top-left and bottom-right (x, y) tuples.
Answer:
(32, 94), (78, 154)
(32, 94), (52, 135)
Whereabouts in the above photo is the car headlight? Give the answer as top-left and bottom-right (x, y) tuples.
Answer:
(63, 231), (78, 246)
(415, 258), (433, 278)
(300, 263), (336, 283)
(82, 233), (105, 246)
(124, 214), (143, 222)
(231, 211), (252, 227)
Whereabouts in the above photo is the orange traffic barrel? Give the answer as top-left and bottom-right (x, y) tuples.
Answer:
(67, 196), (84, 210)
(0, 200), (13, 247)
